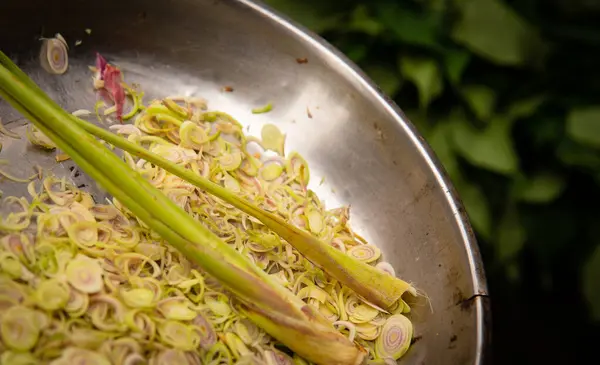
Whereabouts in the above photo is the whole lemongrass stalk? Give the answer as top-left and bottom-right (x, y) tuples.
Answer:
(67, 105), (415, 310)
(77, 118), (414, 309)
(0, 53), (364, 365)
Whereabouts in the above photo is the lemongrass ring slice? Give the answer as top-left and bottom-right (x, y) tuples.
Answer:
(376, 261), (396, 277)
(40, 38), (68, 75)
(65, 255), (104, 293)
(347, 244), (381, 263)
(375, 314), (413, 360)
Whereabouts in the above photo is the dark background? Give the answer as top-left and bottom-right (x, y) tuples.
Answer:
(265, 0), (600, 363)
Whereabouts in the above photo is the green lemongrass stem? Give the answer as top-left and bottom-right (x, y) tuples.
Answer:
(1, 48), (413, 309)
(0, 59), (364, 365)
(67, 114), (415, 309)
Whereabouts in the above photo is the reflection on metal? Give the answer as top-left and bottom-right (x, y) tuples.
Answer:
(0, 0), (488, 363)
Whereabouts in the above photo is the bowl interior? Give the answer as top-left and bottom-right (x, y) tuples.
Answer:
(0, 0), (488, 363)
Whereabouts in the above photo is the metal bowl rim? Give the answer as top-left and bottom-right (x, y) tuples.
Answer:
(239, 0), (490, 363)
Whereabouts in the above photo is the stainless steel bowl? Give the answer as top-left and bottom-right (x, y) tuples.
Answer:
(0, 0), (489, 363)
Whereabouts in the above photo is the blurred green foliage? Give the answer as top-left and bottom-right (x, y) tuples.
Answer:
(266, 0), (600, 361)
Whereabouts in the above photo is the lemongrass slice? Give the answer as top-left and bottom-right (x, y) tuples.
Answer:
(157, 297), (197, 321)
(349, 303), (380, 324)
(69, 327), (113, 349)
(233, 319), (260, 345)
(251, 102), (273, 114)
(305, 208), (324, 235)
(355, 322), (381, 341)
(0, 252), (25, 279)
(223, 172), (241, 193)
(158, 320), (200, 351)
(218, 150), (243, 171)
(179, 121), (209, 150)
(205, 295), (231, 317)
(333, 320), (357, 342)
(67, 221), (99, 249)
(0, 117), (20, 139)
(0, 305), (42, 351)
(348, 244), (381, 264)
(26, 124), (57, 150)
(65, 254), (104, 293)
(35, 278), (70, 310)
(261, 124), (285, 155)
(120, 288), (156, 309)
(192, 313), (217, 350)
(49, 347), (111, 365)
(224, 332), (251, 358)
(153, 349), (188, 365)
(65, 288), (89, 317)
(125, 310), (156, 340)
(260, 162), (284, 181)
(265, 350), (294, 365)
(287, 152), (310, 185)
(40, 37), (68, 75)
(375, 314), (413, 360)
(0, 351), (38, 365)
(376, 261), (396, 277)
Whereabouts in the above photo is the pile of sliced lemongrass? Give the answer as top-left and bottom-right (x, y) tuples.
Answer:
(0, 67), (415, 365)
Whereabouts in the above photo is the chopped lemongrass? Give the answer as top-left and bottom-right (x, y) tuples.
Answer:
(261, 124), (285, 155)
(0, 52), (420, 365)
(120, 288), (156, 308)
(94, 101), (105, 120)
(0, 306), (42, 351)
(260, 162), (284, 181)
(35, 279), (70, 311)
(376, 261), (396, 277)
(55, 153), (70, 162)
(0, 117), (20, 139)
(71, 109), (92, 117)
(218, 150), (243, 171)
(39, 37), (68, 75)
(65, 255), (104, 293)
(348, 244), (381, 263)
(157, 298), (197, 320)
(158, 320), (201, 351)
(26, 124), (57, 150)
(375, 314), (413, 360)
(251, 102), (273, 114)
(55, 33), (68, 48)
(50, 347), (111, 365)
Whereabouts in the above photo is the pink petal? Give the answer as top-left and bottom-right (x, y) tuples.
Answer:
(95, 53), (108, 80)
(103, 65), (125, 122)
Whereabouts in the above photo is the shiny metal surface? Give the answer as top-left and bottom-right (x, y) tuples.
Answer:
(0, 0), (489, 363)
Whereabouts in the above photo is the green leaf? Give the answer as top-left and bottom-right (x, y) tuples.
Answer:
(451, 113), (519, 175)
(496, 207), (526, 261)
(364, 65), (402, 96)
(263, 0), (342, 33)
(399, 56), (443, 109)
(566, 107), (600, 148)
(427, 122), (459, 180)
(349, 5), (383, 36)
(513, 173), (565, 203)
(451, 0), (547, 66)
(505, 262), (521, 283)
(456, 180), (492, 239)
(462, 85), (496, 121)
(557, 139), (600, 170)
(583, 244), (600, 321)
(340, 43), (368, 63)
(444, 49), (471, 85)
(375, 2), (443, 49)
(506, 95), (546, 120)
